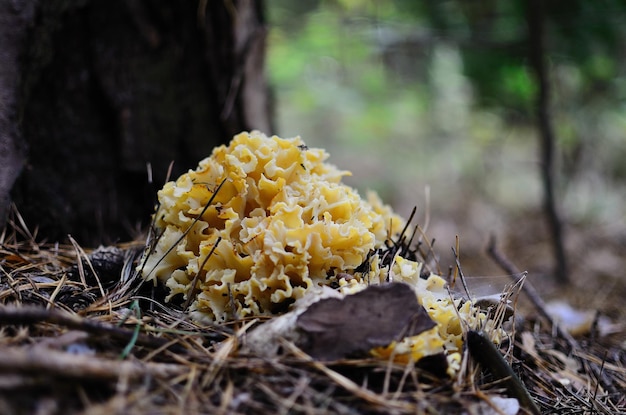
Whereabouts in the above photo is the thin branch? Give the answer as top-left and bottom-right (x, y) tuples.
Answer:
(0, 305), (184, 352)
(0, 347), (185, 380)
(527, 0), (569, 284)
(486, 235), (577, 353)
(182, 236), (222, 311)
(142, 177), (228, 280)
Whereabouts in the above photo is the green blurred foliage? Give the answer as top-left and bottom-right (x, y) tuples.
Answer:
(266, 0), (626, 227)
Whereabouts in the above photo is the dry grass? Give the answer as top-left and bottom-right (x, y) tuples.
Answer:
(0, 208), (624, 415)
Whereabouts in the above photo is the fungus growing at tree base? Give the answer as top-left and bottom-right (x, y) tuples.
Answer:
(138, 131), (502, 375)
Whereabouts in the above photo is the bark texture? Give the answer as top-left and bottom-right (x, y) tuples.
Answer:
(0, 1), (34, 233)
(1, 0), (271, 245)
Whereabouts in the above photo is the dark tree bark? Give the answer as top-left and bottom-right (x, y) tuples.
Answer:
(0, 0), (271, 245)
(0, 1), (32, 236)
(527, 0), (569, 283)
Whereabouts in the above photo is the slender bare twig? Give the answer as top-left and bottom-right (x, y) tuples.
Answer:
(527, 0), (569, 284)
(451, 245), (471, 301)
(182, 236), (222, 311)
(0, 347), (185, 380)
(280, 340), (415, 412)
(486, 235), (578, 352)
(142, 177), (228, 280)
(0, 305), (184, 352)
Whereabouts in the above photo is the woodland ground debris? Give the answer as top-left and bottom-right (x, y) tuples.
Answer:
(0, 207), (624, 414)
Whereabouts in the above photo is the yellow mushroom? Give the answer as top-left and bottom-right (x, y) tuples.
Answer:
(139, 131), (404, 322)
(139, 131), (501, 376)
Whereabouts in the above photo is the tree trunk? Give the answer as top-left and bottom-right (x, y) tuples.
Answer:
(1, 0), (271, 245)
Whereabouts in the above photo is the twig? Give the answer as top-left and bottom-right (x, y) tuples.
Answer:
(0, 305), (184, 352)
(591, 352), (608, 411)
(415, 224), (441, 275)
(486, 235), (578, 353)
(451, 243), (471, 301)
(527, 0), (569, 284)
(142, 177), (228, 280)
(68, 235), (106, 301)
(280, 340), (415, 412)
(182, 236), (222, 311)
(0, 347), (185, 380)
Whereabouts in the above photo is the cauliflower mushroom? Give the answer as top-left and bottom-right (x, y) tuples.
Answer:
(139, 131), (502, 376)
(139, 131), (404, 322)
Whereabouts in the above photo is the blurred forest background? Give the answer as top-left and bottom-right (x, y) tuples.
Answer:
(3, 0), (625, 305)
(266, 0), (626, 298)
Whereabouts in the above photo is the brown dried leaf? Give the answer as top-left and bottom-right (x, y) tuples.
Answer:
(296, 283), (435, 360)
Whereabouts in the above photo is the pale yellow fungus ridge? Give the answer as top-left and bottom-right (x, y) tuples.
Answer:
(140, 131), (404, 322)
(139, 131), (499, 376)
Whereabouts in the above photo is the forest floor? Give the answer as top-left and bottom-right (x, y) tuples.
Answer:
(0, 206), (624, 414)
(453, 209), (626, 344)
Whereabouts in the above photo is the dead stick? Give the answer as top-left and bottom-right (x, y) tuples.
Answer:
(0, 305), (185, 352)
(486, 235), (577, 353)
(527, 0), (569, 284)
(0, 347), (185, 380)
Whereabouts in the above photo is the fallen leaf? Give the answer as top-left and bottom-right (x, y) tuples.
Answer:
(296, 283), (435, 360)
